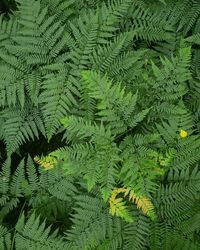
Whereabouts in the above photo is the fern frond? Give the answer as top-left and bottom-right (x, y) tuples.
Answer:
(41, 0), (75, 23)
(91, 33), (129, 73)
(60, 115), (98, 142)
(119, 136), (165, 195)
(109, 188), (134, 223)
(154, 181), (198, 224)
(0, 225), (11, 250)
(68, 12), (99, 71)
(126, 3), (173, 41)
(1, 104), (45, 154)
(60, 118), (120, 200)
(178, 0), (200, 34)
(123, 211), (150, 250)
(39, 71), (78, 140)
(65, 194), (122, 250)
(0, 15), (18, 48)
(26, 155), (39, 191)
(10, 159), (25, 196)
(128, 189), (156, 220)
(0, 158), (25, 222)
(34, 155), (57, 170)
(82, 70), (149, 134)
(15, 212), (67, 250)
(109, 187), (156, 222)
(28, 162), (77, 219)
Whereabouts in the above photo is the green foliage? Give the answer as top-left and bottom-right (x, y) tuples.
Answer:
(0, 0), (200, 249)
(15, 212), (67, 250)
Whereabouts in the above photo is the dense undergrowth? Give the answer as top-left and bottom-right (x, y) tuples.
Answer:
(1, 0), (200, 249)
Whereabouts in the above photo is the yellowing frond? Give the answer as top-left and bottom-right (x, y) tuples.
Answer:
(109, 188), (133, 223)
(34, 155), (57, 170)
(128, 190), (157, 220)
(153, 167), (165, 175)
(109, 187), (157, 222)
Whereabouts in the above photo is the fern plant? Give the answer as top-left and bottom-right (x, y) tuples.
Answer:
(0, 0), (200, 249)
